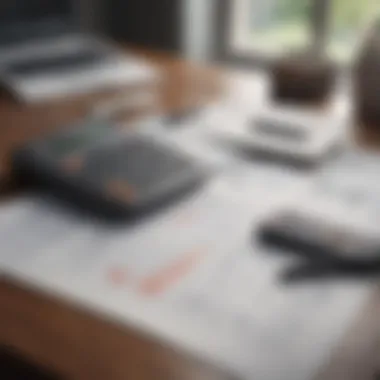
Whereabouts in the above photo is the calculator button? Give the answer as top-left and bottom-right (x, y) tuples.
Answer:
(60, 155), (84, 174)
(106, 180), (137, 203)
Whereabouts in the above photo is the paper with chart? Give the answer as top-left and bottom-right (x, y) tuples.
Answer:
(0, 155), (374, 380)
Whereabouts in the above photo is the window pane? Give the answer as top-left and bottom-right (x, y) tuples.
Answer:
(327, 0), (380, 62)
(248, 0), (313, 55)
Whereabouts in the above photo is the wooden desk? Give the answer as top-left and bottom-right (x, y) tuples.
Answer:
(0, 48), (380, 380)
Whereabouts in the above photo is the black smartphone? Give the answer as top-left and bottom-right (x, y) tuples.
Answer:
(258, 210), (380, 269)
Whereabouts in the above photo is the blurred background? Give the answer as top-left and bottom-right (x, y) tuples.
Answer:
(2, 2), (380, 380)
(103, 0), (379, 63)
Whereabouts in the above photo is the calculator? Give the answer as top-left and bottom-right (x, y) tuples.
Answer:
(12, 120), (209, 221)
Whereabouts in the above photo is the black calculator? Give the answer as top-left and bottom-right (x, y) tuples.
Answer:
(12, 120), (208, 221)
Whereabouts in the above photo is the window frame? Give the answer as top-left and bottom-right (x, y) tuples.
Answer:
(214, 0), (338, 66)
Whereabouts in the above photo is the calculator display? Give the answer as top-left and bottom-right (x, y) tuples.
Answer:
(45, 123), (111, 157)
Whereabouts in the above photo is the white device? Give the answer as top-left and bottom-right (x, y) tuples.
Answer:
(0, 1), (159, 103)
(210, 102), (351, 165)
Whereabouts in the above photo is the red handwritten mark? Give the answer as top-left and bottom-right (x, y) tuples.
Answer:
(139, 248), (206, 296)
(107, 267), (130, 287)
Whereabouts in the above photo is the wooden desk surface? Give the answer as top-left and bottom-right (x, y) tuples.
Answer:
(0, 48), (380, 380)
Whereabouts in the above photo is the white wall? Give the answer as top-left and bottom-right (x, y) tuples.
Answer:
(182, 0), (216, 62)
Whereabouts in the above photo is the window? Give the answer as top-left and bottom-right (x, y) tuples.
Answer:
(327, 0), (379, 62)
(219, 0), (380, 64)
